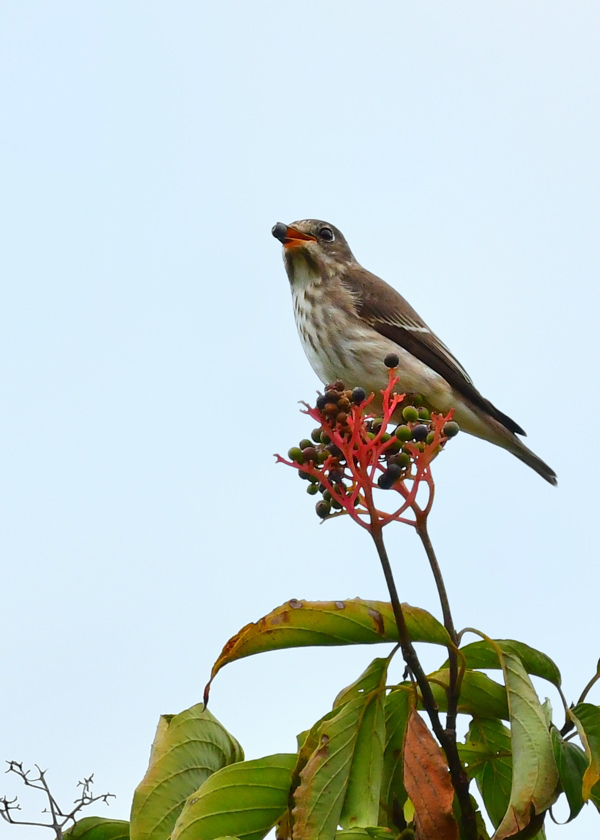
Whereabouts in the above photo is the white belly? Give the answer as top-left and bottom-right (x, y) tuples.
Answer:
(293, 289), (453, 409)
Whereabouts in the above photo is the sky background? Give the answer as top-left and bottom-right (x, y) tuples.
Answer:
(1, 2), (599, 837)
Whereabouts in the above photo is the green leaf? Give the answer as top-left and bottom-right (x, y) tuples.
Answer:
(571, 703), (600, 799)
(171, 753), (296, 840)
(551, 727), (587, 821)
(336, 829), (395, 838)
(428, 669), (509, 720)
(492, 651), (559, 840)
(64, 817), (129, 839)
(459, 718), (512, 829)
(334, 657), (390, 709)
(340, 661), (387, 828)
(452, 640), (561, 689)
(130, 704), (243, 840)
(378, 688), (413, 828)
(292, 700), (374, 837)
(205, 599), (450, 696)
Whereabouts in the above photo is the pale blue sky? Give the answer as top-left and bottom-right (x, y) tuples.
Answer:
(1, 2), (599, 837)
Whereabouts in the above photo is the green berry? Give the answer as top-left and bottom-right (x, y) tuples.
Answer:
(426, 431), (435, 444)
(418, 407), (430, 420)
(387, 438), (402, 453)
(298, 470), (312, 481)
(317, 449), (328, 464)
(299, 439), (312, 450)
(311, 428), (322, 443)
(380, 432), (391, 443)
(402, 405), (419, 423)
(331, 499), (343, 510)
(316, 500), (331, 518)
(413, 395), (424, 407)
(288, 447), (304, 463)
(306, 484), (318, 495)
(395, 424), (413, 441)
(443, 421), (460, 438)
(320, 431), (331, 445)
(392, 452), (411, 468)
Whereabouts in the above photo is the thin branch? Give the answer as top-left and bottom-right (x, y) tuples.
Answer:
(369, 522), (478, 840)
(414, 517), (462, 739)
(1, 763), (114, 839)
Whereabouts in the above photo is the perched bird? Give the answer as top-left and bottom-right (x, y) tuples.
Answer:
(272, 219), (556, 485)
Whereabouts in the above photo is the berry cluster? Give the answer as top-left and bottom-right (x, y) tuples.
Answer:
(277, 361), (459, 531)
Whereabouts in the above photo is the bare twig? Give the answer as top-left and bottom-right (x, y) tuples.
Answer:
(0, 762), (114, 839)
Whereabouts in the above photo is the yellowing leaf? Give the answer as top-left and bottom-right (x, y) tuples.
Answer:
(171, 754), (296, 840)
(205, 599), (450, 701)
(130, 704), (243, 840)
(570, 703), (600, 799)
(492, 652), (558, 840)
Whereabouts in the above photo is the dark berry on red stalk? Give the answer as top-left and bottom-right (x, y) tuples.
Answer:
(384, 352), (400, 368)
(316, 500), (331, 518)
(352, 387), (366, 404)
(412, 424), (429, 442)
(326, 443), (342, 458)
(443, 421), (460, 438)
(324, 388), (340, 403)
(378, 463), (402, 489)
(316, 394), (328, 410)
(302, 447), (318, 463)
(329, 470), (343, 484)
(299, 439), (312, 450)
(288, 447), (304, 463)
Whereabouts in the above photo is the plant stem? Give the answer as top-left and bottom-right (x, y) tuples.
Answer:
(370, 522), (478, 840)
(415, 518), (460, 737)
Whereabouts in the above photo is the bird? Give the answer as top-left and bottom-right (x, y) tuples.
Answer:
(272, 219), (556, 485)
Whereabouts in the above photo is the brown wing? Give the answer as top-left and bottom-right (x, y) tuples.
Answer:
(341, 267), (526, 436)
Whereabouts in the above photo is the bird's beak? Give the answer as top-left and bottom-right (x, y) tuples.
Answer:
(271, 223), (317, 249)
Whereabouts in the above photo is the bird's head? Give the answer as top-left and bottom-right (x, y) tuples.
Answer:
(271, 219), (355, 283)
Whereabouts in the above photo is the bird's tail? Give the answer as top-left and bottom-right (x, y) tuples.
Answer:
(451, 402), (557, 485)
(468, 412), (557, 486)
(502, 434), (557, 486)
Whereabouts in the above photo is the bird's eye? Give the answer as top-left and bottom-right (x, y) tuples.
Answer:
(319, 226), (335, 242)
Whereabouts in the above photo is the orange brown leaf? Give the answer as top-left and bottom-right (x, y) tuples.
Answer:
(403, 709), (459, 840)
